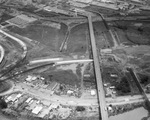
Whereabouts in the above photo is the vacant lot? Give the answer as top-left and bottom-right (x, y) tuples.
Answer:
(8, 21), (68, 52)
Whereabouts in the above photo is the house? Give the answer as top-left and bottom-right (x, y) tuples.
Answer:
(10, 93), (22, 102)
(49, 103), (60, 110)
(25, 97), (32, 103)
(38, 108), (50, 118)
(28, 100), (37, 110)
(26, 75), (37, 82)
(47, 82), (59, 91)
(32, 105), (43, 114)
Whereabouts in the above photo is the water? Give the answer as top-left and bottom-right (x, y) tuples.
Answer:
(109, 107), (149, 120)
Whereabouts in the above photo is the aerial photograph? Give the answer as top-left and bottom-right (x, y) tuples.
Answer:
(0, 0), (150, 120)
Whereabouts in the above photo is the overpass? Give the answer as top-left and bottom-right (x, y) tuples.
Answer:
(87, 15), (109, 120)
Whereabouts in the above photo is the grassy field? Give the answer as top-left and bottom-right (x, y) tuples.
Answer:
(7, 21), (68, 52)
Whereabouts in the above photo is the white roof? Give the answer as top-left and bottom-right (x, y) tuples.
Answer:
(11, 93), (22, 102)
(26, 75), (37, 81)
(91, 90), (96, 96)
(49, 103), (59, 110)
(6, 96), (12, 100)
(28, 75), (32, 78)
(5, 96), (12, 102)
(67, 90), (73, 94)
(26, 75), (32, 81)
(32, 76), (37, 80)
(16, 93), (22, 98)
(41, 77), (45, 80)
(26, 98), (32, 103)
(28, 100), (34, 105)
(32, 106), (43, 114)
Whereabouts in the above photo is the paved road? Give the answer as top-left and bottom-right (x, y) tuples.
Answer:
(13, 81), (150, 106)
(29, 58), (93, 65)
(87, 15), (109, 120)
(0, 29), (27, 78)
(0, 45), (4, 64)
(0, 30), (27, 56)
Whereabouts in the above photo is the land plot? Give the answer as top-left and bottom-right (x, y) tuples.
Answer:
(7, 21), (68, 52)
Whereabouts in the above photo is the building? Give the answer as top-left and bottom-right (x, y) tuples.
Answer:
(38, 107), (50, 118)
(32, 105), (43, 114)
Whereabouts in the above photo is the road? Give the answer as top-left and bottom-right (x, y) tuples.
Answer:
(87, 15), (109, 120)
(12, 80), (150, 107)
(0, 45), (4, 64)
(0, 29), (27, 78)
(29, 58), (93, 65)
(0, 29), (27, 56)
(29, 58), (63, 65)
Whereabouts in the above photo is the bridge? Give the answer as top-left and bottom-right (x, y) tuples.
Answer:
(87, 15), (109, 120)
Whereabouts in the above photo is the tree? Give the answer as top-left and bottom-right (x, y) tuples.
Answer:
(116, 77), (131, 94)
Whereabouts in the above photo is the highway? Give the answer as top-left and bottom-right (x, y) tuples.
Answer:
(0, 45), (4, 64)
(87, 15), (109, 120)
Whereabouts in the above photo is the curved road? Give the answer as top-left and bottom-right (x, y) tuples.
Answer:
(0, 29), (27, 78)
(0, 29), (27, 56)
(0, 45), (4, 64)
